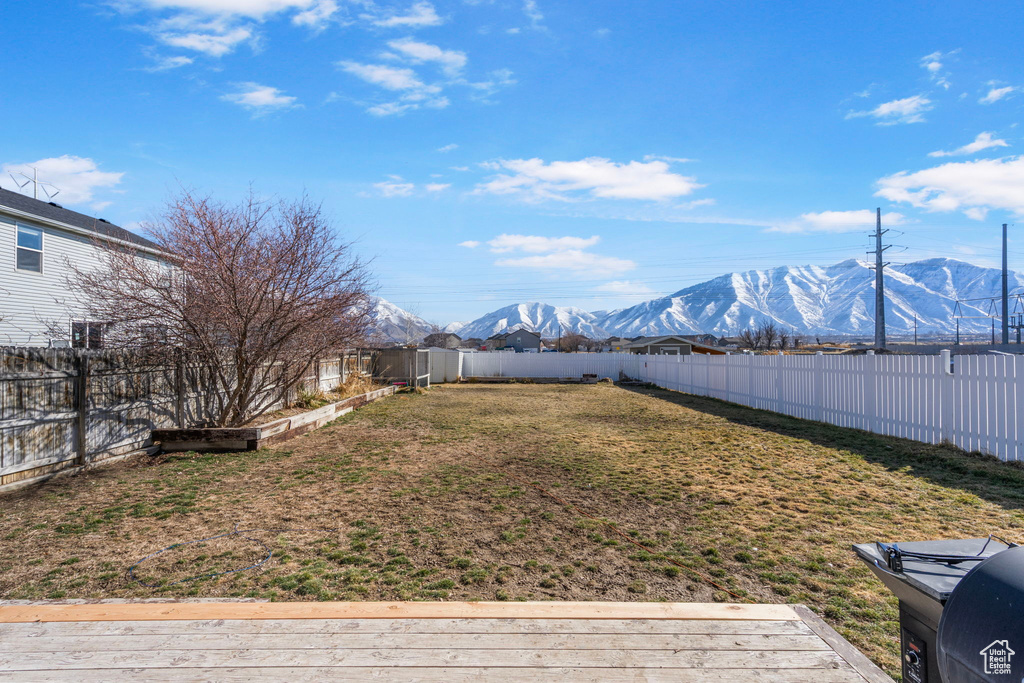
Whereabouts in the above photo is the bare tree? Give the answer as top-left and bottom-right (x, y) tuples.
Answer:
(759, 320), (779, 350)
(754, 327), (766, 349)
(777, 329), (790, 351)
(558, 332), (588, 352)
(738, 328), (756, 349)
(793, 334), (803, 349)
(68, 189), (374, 427)
(424, 330), (459, 349)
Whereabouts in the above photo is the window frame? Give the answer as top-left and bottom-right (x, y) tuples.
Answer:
(15, 223), (44, 274)
(70, 320), (109, 349)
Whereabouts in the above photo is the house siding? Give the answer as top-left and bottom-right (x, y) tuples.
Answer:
(0, 211), (158, 346)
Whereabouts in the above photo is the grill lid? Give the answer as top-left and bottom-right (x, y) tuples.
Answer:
(937, 546), (1024, 683)
(853, 538), (1010, 603)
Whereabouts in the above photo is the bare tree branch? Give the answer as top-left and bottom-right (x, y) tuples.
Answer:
(66, 189), (375, 427)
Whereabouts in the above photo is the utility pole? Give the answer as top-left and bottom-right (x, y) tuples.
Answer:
(914, 316), (918, 345)
(869, 208), (890, 350)
(1002, 223), (1009, 345)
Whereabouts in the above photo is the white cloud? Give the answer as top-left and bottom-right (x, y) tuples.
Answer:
(371, 1), (442, 27)
(921, 51), (943, 73)
(846, 94), (932, 125)
(929, 132), (1009, 157)
(522, 0), (544, 28)
(339, 61), (430, 91)
(425, 183), (450, 192)
(495, 250), (635, 276)
(920, 50), (956, 89)
(1, 156), (123, 205)
(506, 27), (520, 35)
(486, 234), (601, 253)
(475, 157), (704, 202)
(118, 1), (346, 60)
(682, 198), (716, 209)
(145, 55), (194, 71)
(221, 82), (299, 113)
(770, 210), (907, 234)
(387, 38), (466, 76)
(158, 25), (254, 56)
(374, 181), (416, 197)
(339, 60), (449, 115)
(437, 143), (458, 152)
(474, 232), (632, 276)
(292, 0), (338, 29)
(450, 166), (471, 171)
(876, 156), (1024, 219)
(980, 86), (1016, 104)
(127, 1), (320, 17)
(643, 154), (693, 164)
(464, 68), (516, 98)
(595, 280), (655, 297)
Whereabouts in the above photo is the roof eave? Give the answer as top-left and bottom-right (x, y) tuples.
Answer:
(0, 204), (164, 257)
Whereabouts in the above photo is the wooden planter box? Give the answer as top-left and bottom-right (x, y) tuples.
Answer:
(153, 386), (395, 452)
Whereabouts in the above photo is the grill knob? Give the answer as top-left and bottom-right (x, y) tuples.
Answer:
(905, 651), (920, 666)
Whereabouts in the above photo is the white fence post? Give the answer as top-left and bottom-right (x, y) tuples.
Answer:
(814, 351), (824, 422)
(444, 348), (1020, 462)
(940, 349), (954, 445)
(863, 350), (877, 434)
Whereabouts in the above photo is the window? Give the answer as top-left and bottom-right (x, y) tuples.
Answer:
(71, 321), (108, 349)
(16, 224), (42, 272)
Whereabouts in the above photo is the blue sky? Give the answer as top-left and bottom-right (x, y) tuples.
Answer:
(2, 1), (1023, 324)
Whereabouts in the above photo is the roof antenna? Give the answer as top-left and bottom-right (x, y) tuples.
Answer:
(8, 166), (60, 201)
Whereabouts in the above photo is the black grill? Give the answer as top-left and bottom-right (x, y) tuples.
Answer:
(854, 537), (1023, 682)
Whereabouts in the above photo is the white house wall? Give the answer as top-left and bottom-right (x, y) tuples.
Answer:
(0, 212), (156, 346)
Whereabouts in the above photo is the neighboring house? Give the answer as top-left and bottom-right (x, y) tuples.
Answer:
(689, 341), (727, 356)
(0, 189), (161, 347)
(485, 328), (542, 353)
(718, 336), (744, 347)
(603, 336), (632, 352)
(422, 332), (462, 349)
(624, 336), (693, 355)
(680, 333), (719, 345)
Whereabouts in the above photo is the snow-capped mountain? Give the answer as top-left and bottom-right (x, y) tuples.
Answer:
(451, 259), (1019, 338)
(455, 302), (609, 340)
(594, 258), (1020, 336)
(443, 321), (468, 334)
(370, 298), (434, 343)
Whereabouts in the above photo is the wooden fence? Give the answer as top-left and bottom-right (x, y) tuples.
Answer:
(0, 347), (376, 488)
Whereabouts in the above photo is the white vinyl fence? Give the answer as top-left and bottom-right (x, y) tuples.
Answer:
(455, 350), (1024, 462)
(460, 352), (641, 379)
(428, 349), (462, 384)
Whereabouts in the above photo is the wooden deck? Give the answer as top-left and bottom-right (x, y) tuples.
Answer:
(0, 601), (891, 681)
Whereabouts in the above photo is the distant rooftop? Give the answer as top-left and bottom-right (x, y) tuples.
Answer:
(0, 188), (158, 250)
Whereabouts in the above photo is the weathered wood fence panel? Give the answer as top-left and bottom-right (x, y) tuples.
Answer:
(0, 347), (377, 487)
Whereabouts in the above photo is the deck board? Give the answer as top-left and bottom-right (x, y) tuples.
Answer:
(0, 601), (891, 682)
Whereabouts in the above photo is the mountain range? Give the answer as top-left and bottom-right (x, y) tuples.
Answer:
(372, 258), (1018, 342)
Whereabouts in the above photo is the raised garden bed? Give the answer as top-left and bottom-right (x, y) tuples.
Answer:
(152, 385), (395, 452)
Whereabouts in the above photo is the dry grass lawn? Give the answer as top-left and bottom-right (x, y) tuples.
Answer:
(3, 383), (1024, 678)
